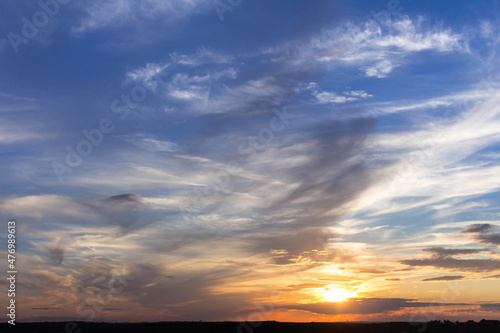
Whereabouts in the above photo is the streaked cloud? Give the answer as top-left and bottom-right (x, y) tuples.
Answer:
(281, 298), (456, 315)
(400, 247), (500, 272)
(306, 82), (373, 104)
(421, 275), (464, 282)
(71, 0), (210, 33)
(266, 16), (467, 78)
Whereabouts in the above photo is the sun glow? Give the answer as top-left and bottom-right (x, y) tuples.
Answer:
(323, 288), (356, 302)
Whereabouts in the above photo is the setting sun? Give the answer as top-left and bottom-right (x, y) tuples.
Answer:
(323, 288), (356, 302)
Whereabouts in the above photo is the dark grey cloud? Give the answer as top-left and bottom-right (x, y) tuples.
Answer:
(129, 268), (256, 318)
(79, 193), (167, 235)
(476, 232), (500, 245)
(385, 278), (401, 281)
(69, 256), (259, 320)
(422, 247), (484, 258)
(271, 118), (376, 217)
(105, 193), (143, 205)
(32, 272), (66, 289)
(280, 298), (458, 315)
(70, 258), (244, 320)
(73, 258), (124, 294)
(479, 303), (500, 311)
(400, 247), (500, 272)
(247, 228), (338, 258)
(401, 256), (500, 272)
(18, 270), (70, 300)
(480, 303), (500, 308)
(421, 275), (464, 282)
(167, 293), (261, 321)
(460, 223), (494, 234)
(395, 268), (415, 272)
(246, 228), (355, 268)
(459, 224), (500, 246)
(45, 245), (65, 266)
(485, 274), (500, 279)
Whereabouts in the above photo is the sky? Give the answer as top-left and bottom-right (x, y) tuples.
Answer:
(1, 0), (500, 324)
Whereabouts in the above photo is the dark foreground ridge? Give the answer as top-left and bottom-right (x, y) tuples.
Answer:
(1, 320), (499, 333)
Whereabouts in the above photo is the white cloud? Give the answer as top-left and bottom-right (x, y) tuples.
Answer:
(365, 60), (397, 78)
(373, 18), (463, 52)
(169, 47), (234, 67)
(0, 195), (92, 220)
(315, 91), (357, 104)
(72, 0), (132, 33)
(480, 21), (494, 38)
(355, 92), (500, 216)
(124, 50), (242, 113)
(268, 16), (467, 78)
(120, 134), (179, 153)
(345, 90), (373, 99)
(125, 63), (170, 89)
(130, 64), (284, 114)
(366, 83), (500, 117)
(0, 91), (38, 113)
(167, 72), (211, 101)
(431, 201), (491, 218)
(163, 68), (238, 106)
(203, 76), (288, 113)
(0, 119), (43, 144)
(306, 82), (372, 104)
(72, 0), (210, 33)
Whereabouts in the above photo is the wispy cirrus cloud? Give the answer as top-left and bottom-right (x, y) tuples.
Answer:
(421, 275), (464, 282)
(354, 91), (500, 219)
(266, 16), (467, 78)
(125, 55), (296, 114)
(71, 0), (211, 33)
(461, 223), (495, 234)
(0, 92), (37, 113)
(0, 92), (46, 144)
(280, 298), (458, 315)
(306, 82), (373, 104)
(400, 247), (500, 273)
(120, 134), (180, 153)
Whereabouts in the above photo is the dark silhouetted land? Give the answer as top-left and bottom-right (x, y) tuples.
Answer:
(1, 320), (499, 333)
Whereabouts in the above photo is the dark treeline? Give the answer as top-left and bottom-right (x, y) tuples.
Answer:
(1, 320), (499, 333)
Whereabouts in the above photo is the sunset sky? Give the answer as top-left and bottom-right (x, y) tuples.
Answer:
(1, 0), (500, 323)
